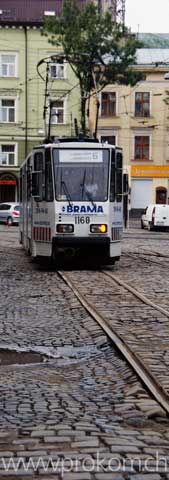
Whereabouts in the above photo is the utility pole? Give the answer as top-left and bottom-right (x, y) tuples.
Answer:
(43, 63), (49, 140)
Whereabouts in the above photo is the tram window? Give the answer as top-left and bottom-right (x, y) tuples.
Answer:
(27, 158), (31, 201)
(34, 152), (43, 172)
(53, 149), (109, 202)
(116, 151), (123, 202)
(23, 166), (27, 201)
(19, 170), (22, 202)
(110, 149), (115, 202)
(33, 152), (44, 200)
(45, 150), (53, 202)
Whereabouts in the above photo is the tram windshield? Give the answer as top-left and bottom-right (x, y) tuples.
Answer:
(53, 148), (109, 202)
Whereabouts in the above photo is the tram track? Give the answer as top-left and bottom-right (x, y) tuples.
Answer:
(123, 232), (169, 241)
(58, 268), (169, 416)
(123, 251), (169, 269)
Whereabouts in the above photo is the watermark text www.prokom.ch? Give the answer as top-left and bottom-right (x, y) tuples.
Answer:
(0, 452), (169, 474)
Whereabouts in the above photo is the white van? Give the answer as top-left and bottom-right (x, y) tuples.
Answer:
(141, 204), (169, 230)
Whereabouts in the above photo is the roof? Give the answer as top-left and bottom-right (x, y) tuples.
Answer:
(104, 48), (169, 68)
(136, 48), (169, 66)
(139, 33), (169, 49)
(0, 0), (89, 25)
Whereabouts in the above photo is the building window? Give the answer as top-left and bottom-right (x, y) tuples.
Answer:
(101, 92), (116, 117)
(49, 58), (65, 79)
(135, 92), (150, 117)
(101, 135), (116, 145)
(0, 99), (15, 123)
(0, 144), (16, 166)
(135, 136), (150, 160)
(0, 54), (17, 77)
(51, 100), (64, 124)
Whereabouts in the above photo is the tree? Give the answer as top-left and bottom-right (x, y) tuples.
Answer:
(43, 0), (142, 136)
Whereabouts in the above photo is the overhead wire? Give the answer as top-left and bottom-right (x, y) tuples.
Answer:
(2, 47), (169, 145)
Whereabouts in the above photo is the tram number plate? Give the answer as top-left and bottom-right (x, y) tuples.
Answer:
(75, 215), (90, 224)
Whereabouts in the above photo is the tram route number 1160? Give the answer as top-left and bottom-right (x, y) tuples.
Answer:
(75, 216), (90, 224)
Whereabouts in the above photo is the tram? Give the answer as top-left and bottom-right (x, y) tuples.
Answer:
(19, 137), (125, 264)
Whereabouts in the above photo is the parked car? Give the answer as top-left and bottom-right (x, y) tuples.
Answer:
(141, 204), (169, 231)
(0, 203), (20, 226)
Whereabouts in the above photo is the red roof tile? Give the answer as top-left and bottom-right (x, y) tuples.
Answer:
(0, 0), (90, 25)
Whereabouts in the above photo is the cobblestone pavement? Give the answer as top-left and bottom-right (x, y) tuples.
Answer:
(122, 232), (169, 304)
(0, 226), (169, 479)
(64, 229), (169, 396)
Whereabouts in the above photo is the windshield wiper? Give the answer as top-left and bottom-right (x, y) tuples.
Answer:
(61, 180), (72, 207)
(80, 169), (95, 207)
(80, 168), (86, 200)
(84, 189), (95, 207)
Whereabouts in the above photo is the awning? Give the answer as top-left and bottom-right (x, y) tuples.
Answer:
(0, 180), (16, 185)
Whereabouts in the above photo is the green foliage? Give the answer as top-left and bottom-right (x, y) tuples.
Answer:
(43, 0), (143, 134)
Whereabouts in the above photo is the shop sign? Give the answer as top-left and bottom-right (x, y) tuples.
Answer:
(0, 180), (16, 185)
(131, 165), (169, 178)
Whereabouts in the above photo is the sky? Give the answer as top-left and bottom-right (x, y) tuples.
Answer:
(125, 0), (169, 33)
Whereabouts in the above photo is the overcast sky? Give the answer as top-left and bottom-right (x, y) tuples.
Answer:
(125, 0), (169, 33)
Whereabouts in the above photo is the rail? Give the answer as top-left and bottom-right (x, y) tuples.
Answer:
(58, 270), (169, 415)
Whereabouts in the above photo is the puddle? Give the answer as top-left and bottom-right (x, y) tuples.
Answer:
(0, 349), (43, 365)
(0, 344), (99, 366)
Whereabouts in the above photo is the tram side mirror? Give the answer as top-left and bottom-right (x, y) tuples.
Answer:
(32, 171), (43, 201)
(123, 173), (129, 194)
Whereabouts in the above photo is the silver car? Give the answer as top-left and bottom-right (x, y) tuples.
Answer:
(0, 202), (20, 225)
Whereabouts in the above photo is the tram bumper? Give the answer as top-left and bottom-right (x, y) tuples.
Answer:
(52, 236), (110, 260)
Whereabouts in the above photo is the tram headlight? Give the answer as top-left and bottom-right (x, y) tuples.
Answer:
(90, 224), (107, 234)
(56, 224), (74, 233)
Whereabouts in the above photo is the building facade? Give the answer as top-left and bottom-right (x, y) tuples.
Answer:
(90, 49), (169, 214)
(97, 0), (125, 24)
(0, 0), (82, 203)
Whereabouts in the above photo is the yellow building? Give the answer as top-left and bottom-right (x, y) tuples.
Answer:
(90, 48), (169, 213)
